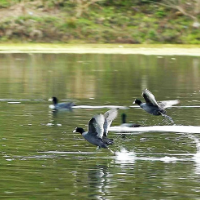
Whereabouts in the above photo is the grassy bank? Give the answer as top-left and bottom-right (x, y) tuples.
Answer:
(0, 0), (200, 44)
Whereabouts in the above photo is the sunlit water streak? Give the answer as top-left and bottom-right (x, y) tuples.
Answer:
(114, 148), (192, 164)
(72, 105), (128, 109)
(7, 102), (21, 104)
(28, 148), (195, 164)
(130, 106), (200, 108)
(109, 126), (200, 133)
(16, 150), (186, 163)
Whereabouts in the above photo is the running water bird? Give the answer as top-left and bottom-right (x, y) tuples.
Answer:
(120, 113), (140, 127)
(49, 97), (75, 111)
(73, 108), (118, 151)
(133, 89), (179, 116)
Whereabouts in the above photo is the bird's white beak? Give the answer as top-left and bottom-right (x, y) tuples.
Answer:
(73, 128), (77, 133)
(48, 98), (52, 102)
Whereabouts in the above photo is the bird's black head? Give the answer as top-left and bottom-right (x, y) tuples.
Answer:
(73, 127), (85, 134)
(52, 97), (58, 105)
(134, 99), (142, 105)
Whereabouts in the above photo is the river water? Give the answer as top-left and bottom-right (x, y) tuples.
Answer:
(0, 52), (200, 199)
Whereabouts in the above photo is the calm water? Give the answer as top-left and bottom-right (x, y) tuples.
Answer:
(0, 53), (200, 199)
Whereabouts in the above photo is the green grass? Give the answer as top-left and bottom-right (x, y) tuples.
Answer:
(0, 0), (199, 44)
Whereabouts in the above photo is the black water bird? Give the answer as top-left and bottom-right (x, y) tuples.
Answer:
(49, 97), (75, 111)
(120, 113), (140, 127)
(73, 108), (118, 150)
(133, 89), (179, 116)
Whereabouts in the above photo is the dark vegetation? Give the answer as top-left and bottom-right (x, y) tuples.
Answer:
(0, 0), (200, 43)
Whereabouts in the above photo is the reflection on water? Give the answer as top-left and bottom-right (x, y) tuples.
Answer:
(1, 53), (200, 102)
(86, 164), (110, 199)
(0, 53), (200, 199)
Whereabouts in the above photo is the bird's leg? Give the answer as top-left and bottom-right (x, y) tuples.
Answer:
(96, 146), (100, 151)
(107, 147), (116, 156)
(160, 112), (174, 123)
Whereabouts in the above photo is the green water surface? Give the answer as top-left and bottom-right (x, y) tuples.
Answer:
(0, 52), (200, 199)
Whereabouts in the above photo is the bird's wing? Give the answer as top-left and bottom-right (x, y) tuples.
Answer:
(103, 108), (118, 136)
(158, 100), (180, 109)
(142, 89), (159, 107)
(88, 114), (105, 138)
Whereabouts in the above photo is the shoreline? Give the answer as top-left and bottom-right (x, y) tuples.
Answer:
(0, 44), (200, 55)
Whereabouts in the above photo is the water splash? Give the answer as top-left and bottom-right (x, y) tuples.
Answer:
(115, 148), (136, 164)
